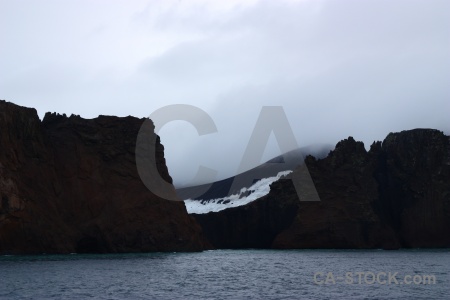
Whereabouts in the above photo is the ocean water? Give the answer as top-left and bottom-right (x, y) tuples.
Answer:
(0, 249), (448, 299)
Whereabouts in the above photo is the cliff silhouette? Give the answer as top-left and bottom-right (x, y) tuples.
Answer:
(0, 100), (209, 254)
(193, 129), (450, 249)
(1, 100), (449, 253)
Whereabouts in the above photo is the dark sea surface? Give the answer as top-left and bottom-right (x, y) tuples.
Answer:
(1, 249), (449, 299)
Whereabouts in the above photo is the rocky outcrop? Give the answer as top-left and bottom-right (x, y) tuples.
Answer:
(193, 129), (450, 249)
(0, 100), (210, 254)
(273, 137), (399, 249)
(372, 130), (450, 247)
(193, 176), (300, 248)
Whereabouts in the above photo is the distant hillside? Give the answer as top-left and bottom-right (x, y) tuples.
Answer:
(176, 144), (332, 200)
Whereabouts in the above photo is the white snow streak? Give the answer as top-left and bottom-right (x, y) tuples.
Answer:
(184, 170), (292, 214)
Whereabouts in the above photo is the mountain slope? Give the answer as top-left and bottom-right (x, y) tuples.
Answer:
(176, 144), (332, 201)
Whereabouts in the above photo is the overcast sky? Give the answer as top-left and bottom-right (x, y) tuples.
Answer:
(1, 0), (449, 187)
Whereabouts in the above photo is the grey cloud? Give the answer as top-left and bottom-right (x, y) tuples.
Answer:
(0, 0), (449, 187)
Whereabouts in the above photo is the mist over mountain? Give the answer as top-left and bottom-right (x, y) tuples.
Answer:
(1, 1), (449, 298)
(1, 0), (448, 189)
(176, 143), (333, 199)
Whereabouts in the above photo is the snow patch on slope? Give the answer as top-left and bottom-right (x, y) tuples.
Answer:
(184, 170), (292, 214)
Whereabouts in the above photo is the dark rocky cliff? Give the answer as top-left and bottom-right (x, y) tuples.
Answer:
(193, 177), (300, 248)
(194, 129), (450, 249)
(0, 100), (209, 254)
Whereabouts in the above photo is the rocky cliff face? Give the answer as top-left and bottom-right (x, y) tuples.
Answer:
(0, 100), (209, 254)
(193, 177), (300, 248)
(194, 129), (450, 249)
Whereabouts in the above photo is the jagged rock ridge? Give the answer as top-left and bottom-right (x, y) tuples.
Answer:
(0, 100), (209, 254)
(194, 129), (450, 249)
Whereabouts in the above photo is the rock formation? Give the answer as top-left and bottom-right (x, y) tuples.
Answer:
(193, 176), (300, 248)
(2, 99), (448, 252)
(0, 100), (209, 254)
(193, 129), (450, 249)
